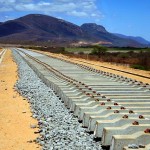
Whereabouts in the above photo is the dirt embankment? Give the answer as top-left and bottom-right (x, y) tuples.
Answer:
(0, 50), (40, 150)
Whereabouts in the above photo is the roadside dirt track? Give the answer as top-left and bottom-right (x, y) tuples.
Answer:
(0, 50), (39, 150)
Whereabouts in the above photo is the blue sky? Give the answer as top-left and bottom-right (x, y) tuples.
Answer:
(0, 0), (150, 41)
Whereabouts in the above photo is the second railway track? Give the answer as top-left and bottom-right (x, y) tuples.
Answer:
(15, 48), (150, 150)
(0, 49), (7, 64)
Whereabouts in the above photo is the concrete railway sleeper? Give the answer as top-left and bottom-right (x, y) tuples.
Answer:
(14, 48), (150, 150)
(29, 48), (150, 82)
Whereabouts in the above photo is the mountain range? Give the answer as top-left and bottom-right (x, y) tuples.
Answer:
(0, 14), (149, 47)
(113, 33), (150, 45)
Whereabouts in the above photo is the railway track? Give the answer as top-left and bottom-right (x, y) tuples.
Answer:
(29, 49), (150, 84)
(15, 48), (150, 150)
(69, 59), (150, 80)
(0, 49), (7, 64)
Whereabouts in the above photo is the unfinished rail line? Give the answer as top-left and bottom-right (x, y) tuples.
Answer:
(67, 59), (150, 80)
(30, 49), (150, 83)
(0, 49), (7, 64)
(14, 48), (150, 150)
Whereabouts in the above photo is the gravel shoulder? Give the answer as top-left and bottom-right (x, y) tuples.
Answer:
(0, 50), (39, 150)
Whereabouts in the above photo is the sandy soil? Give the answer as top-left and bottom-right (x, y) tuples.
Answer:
(0, 50), (40, 150)
(41, 52), (150, 84)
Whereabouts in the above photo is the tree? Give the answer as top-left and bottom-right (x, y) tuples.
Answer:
(91, 45), (107, 57)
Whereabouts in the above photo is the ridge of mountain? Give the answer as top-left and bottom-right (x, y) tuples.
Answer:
(0, 14), (146, 47)
(114, 33), (150, 45)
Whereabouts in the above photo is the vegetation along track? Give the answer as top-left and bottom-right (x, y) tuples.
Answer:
(15, 48), (150, 150)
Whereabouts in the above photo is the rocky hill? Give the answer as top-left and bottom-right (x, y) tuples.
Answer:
(0, 14), (147, 47)
(114, 33), (150, 45)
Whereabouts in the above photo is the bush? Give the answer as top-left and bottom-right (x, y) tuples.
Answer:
(130, 64), (150, 70)
(90, 45), (107, 57)
(117, 53), (129, 59)
(78, 52), (84, 55)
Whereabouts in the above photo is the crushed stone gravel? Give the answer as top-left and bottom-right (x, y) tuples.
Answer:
(13, 50), (103, 150)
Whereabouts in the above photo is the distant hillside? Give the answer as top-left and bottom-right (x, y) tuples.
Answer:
(114, 33), (150, 45)
(81, 23), (143, 47)
(0, 14), (85, 45)
(0, 14), (146, 47)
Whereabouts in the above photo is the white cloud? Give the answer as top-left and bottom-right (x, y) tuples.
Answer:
(0, 0), (102, 20)
(0, 7), (13, 11)
(68, 11), (88, 17)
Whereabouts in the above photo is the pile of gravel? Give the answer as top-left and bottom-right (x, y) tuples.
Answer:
(13, 50), (103, 150)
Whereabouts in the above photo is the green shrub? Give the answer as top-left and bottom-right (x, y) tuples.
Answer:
(117, 53), (129, 59)
(90, 45), (107, 57)
(78, 51), (84, 55)
(130, 64), (150, 70)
